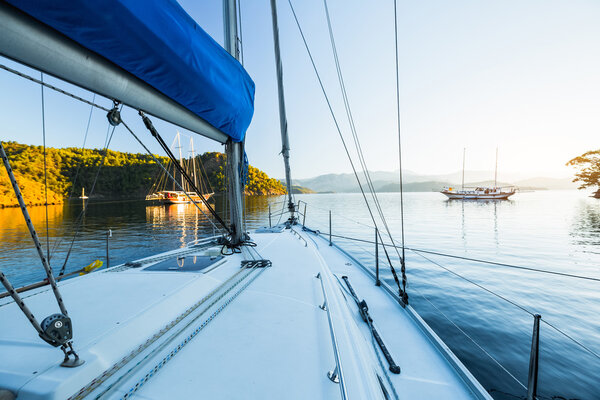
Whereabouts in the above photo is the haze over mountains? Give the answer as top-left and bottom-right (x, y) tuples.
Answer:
(289, 170), (577, 193)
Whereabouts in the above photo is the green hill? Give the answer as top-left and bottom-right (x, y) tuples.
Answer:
(0, 142), (285, 207)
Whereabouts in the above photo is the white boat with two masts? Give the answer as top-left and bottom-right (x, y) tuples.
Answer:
(441, 148), (516, 200)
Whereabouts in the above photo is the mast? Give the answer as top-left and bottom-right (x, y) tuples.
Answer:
(269, 0), (295, 217)
(223, 0), (245, 244)
(190, 138), (199, 191)
(176, 132), (185, 191)
(462, 147), (465, 191)
(494, 146), (498, 189)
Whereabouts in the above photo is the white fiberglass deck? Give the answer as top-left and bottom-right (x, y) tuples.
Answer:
(0, 227), (491, 400)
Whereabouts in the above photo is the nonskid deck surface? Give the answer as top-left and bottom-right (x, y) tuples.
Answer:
(0, 228), (490, 400)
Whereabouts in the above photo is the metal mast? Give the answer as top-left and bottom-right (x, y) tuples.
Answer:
(223, 0), (245, 244)
(176, 132), (185, 191)
(269, 0), (295, 217)
(462, 147), (466, 191)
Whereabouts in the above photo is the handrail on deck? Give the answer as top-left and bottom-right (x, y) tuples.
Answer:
(315, 271), (349, 400)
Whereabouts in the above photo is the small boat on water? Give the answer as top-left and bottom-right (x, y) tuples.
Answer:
(441, 186), (516, 200)
(147, 190), (214, 205)
(145, 132), (214, 205)
(78, 188), (88, 200)
(441, 148), (516, 200)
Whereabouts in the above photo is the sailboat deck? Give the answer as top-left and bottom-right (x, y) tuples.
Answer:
(0, 227), (490, 399)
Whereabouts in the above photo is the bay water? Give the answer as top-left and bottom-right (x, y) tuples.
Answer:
(1, 190), (598, 399)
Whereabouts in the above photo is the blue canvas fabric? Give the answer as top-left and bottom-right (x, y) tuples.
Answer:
(8, 0), (255, 142)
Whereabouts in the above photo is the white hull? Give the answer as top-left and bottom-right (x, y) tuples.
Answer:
(146, 191), (213, 205)
(441, 192), (515, 200)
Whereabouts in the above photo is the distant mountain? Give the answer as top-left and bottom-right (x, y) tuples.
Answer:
(290, 170), (577, 193)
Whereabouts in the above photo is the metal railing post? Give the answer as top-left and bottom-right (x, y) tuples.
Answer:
(527, 314), (541, 400)
(375, 227), (380, 286)
(302, 203), (307, 227)
(106, 229), (112, 269)
(268, 205), (272, 227)
(329, 210), (332, 246)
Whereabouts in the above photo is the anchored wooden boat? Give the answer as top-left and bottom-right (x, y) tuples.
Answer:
(441, 148), (516, 200)
(0, 1), (494, 399)
(441, 186), (516, 200)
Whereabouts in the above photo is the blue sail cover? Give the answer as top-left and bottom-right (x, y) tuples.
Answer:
(7, 0), (255, 142)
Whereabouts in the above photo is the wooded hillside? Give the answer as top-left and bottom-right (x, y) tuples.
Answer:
(0, 142), (285, 207)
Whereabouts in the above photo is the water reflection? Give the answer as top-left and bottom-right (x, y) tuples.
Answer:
(571, 198), (600, 248)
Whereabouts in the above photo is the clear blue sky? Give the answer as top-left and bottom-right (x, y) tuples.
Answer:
(1, 1), (598, 179)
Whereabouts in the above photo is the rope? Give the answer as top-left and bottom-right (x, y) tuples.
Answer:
(287, 0), (406, 303)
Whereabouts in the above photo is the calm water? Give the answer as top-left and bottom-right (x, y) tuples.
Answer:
(1, 191), (599, 399)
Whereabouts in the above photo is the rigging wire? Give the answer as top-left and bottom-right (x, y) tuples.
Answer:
(138, 111), (231, 235)
(286, 0), (407, 302)
(237, 0), (245, 65)
(393, 0), (407, 270)
(413, 287), (528, 390)
(58, 118), (119, 276)
(322, 0), (408, 302)
(40, 72), (51, 265)
(67, 94), (96, 200)
(0, 63), (110, 112)
(120, 119), (223, 234)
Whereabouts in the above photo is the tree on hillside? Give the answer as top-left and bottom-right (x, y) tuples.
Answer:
(567, 149), (600, 198)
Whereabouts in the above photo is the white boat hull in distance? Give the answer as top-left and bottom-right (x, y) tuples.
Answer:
(441, 187), (516, 200)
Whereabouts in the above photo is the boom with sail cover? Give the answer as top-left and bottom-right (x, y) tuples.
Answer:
(2, 0), (255, 142)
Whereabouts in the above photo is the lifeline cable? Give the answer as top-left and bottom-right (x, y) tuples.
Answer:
(319, 231), (600, 283)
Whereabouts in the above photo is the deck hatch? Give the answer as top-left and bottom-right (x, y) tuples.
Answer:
(143, 255), (224, 273)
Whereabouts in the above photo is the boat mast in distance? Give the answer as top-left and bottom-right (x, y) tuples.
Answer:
(462, 147), (466, 191)
(269, 0), (295, 220)
(494, 146), (498, 189)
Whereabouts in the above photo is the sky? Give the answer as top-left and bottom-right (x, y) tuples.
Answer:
(0, 0), (599, 180)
